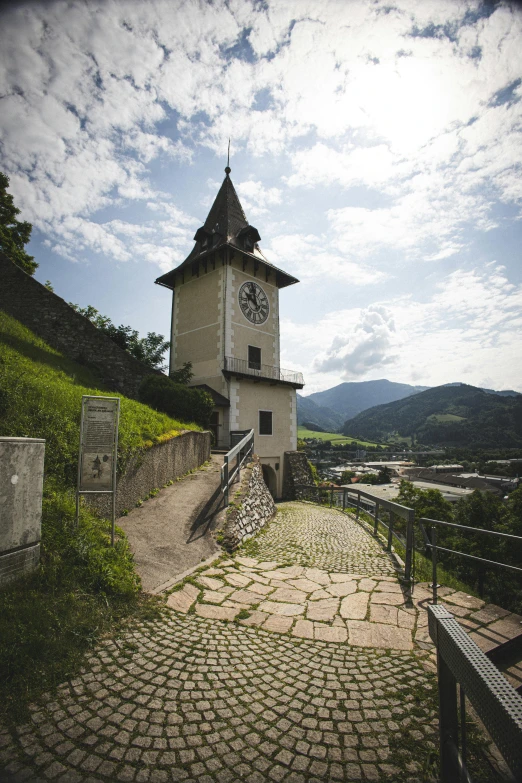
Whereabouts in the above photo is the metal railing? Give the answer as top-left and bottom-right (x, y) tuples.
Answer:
(221, 429), (254, 506)
(224, 356), (304, 386)
(419, 516), (522, 604)
(294, 485), (415, 583)
(428, 604), (522, 782)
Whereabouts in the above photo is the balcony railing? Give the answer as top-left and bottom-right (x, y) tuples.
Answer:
(224, 356), (304, 386)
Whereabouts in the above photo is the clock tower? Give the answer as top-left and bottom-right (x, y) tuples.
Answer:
(155, 166), (304, 498)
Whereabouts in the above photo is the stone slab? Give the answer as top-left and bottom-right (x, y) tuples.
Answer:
(197, 576), (224, 590)
(310, 589), (330, 600)
(306, 598), (339, 622)
(340, 592), (369, 620)
(292, 620), (314, 639)
(370, 605), (398, 626)
(304, 568), (331, 585)
(227, 589), (267, 605)
(269, 587), (309, 604)
(262, 615), (294, 633)
(469, 605), (510, 624)
(287, 578), (323, 592)
(486, 614), (522, 640)
(314, 625), (348, 643)
(195, 603), (238, 621)
(370, 592), (406, 606)
(166, 583), (200, 613)
(326, 581), (357, 598)
(202, 590), (227, 604)
(358, 579), (377, 592)
(443, 591), (485, 611)
(224, 573), (252, 588)
(239, 610), (269, 627)
(235, 556), (259, 567)
(258, 601), (304, 617)
(347, 621), (413, 651)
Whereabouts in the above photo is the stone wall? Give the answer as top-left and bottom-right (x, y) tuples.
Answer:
(222, 455), (276, 551)
(0, 251), (159, 398)
(282, 451), (315, 500)
(87, 430), (211, 519)
(0, 437), (45, 586)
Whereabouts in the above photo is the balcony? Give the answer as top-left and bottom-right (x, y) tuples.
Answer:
(223, 356), (304, 388)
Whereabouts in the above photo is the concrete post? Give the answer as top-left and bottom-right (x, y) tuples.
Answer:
(0, 437), (45, 585)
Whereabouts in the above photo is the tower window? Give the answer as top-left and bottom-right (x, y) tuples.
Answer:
(259, 410), (273, 436)
(248, 345), (261, 370)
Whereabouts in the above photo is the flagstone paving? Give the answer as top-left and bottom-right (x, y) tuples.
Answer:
(1, 502), (521, 782)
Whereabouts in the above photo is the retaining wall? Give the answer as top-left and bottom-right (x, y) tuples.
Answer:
(0, 251), (159, 398)
(87, 430), (211, 519)
(282, 451), (316, 500)
(222, 454), (276, 551)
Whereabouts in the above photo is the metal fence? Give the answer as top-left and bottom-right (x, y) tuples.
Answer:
(221, 429), (254, 507)
(419, 516), (522, 605)
(428, 604), (522, 782)
(294, 485), (415, 583)
(224, 356), (304, 386)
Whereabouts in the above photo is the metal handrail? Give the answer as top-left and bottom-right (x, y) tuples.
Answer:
(221, 429), (254, 506)
(428, 604), (522, 782)
(294, 484), (415, 583)
(419, 516), (522, 604)
(224, 356), (304, 386)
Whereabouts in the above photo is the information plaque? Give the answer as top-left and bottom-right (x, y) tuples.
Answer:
(76, 396), (120, 545)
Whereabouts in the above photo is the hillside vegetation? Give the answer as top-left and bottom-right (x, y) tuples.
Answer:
(306, 379), (429, 422)
(297, 427), (380, 448)
(342, 384), (522, 448)
(0, 311), (201, 718)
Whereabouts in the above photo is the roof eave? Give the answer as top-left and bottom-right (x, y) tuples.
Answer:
(155, 242), (299, 290)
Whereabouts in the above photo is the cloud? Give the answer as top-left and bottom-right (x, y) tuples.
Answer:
(315, 305), (398, 378)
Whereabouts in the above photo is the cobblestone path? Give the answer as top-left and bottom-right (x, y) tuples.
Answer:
(4, 502), (518, 782)
(241, 504), (397, 577)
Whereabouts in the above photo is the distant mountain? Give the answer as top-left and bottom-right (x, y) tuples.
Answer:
(296, 394), (344, 432)
(304, 380), (430, 423)
(341, 384), (522, 448)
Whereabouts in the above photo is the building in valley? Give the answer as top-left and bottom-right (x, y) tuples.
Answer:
(155, 165), (304, 498)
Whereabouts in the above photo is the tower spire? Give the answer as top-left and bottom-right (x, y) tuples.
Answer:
(225, 138), (231, 175)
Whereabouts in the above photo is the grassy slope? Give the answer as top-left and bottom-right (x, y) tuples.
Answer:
(0, 311), (200, 719)
(298, 426), (382, 448)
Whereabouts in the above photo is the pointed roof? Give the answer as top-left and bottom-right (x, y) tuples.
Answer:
(203, 171), (249, 241)
(155, 167), (298, 290)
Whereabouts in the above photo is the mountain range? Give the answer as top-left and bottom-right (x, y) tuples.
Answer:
(297, 379), (520, 434)
(341, 384), (522, 448)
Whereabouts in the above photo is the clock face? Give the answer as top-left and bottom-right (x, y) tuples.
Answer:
(238, 281), (270, 325)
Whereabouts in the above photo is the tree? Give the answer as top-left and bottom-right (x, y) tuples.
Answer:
(0, 172), (37, 275)
(70, 303), (170, 371)
(170, 362), (194, 385)
(340, 469), (356, 484)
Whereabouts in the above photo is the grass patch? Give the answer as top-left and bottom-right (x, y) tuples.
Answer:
(0, 311), (202, 721)
(297, 427), (382, 448)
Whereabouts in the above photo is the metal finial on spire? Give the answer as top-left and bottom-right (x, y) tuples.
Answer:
(225, 138), (231, 175)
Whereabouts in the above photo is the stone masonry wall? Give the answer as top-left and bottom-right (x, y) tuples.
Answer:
(222, 455), (276, 551)
(87, 430), (211, 519)
(0, 251), (160, 398)
(282, 451), (315, 500)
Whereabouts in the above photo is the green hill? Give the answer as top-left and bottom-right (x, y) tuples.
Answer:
(342, 383), (522, 448)
(0, 311), (202, 718)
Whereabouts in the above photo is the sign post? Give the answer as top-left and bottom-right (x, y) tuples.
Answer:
(76, 396), (120, 546)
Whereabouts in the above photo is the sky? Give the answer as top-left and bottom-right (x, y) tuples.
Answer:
(1, 0), (522, 395)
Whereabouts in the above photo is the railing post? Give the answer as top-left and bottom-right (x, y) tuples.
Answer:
(387, 511), (394, 552)
(223, 455), (229, 507)
(374, 502), (379, 536)
(404, 509), (414, 583)
(431, 526), (438, 605)
(342, 488), (346, 511)
(437, 651), (460, 782)
(356, 491), (360, 522)
(330, 488), (333, 507)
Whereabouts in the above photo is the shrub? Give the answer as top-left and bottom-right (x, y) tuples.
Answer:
(139, 374), (214, 428)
